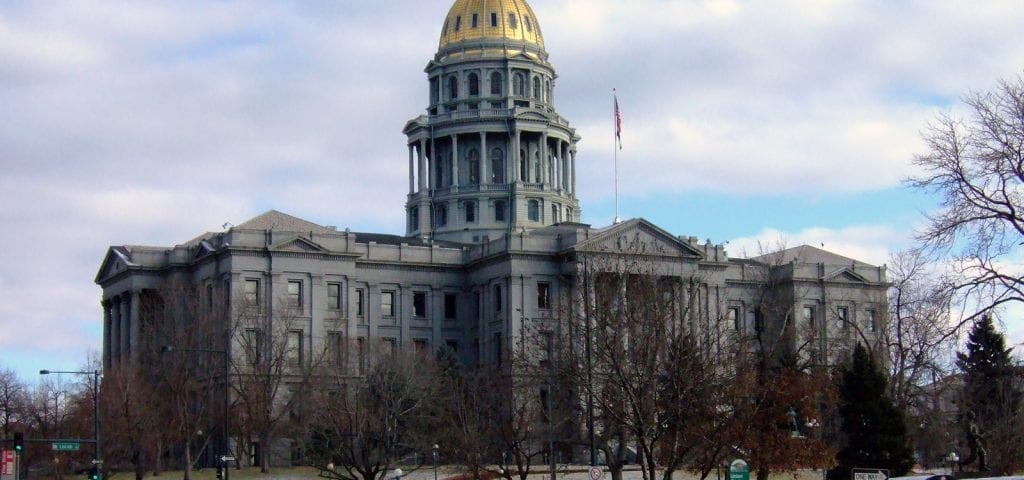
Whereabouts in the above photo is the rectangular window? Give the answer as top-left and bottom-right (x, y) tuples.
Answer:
(494, 284), (502, 312)
(288, 281), (302, 310)
(287, 330), (303, 367)
(540, 331), (553, 362)
(494, 332), (503, 365)
(466, 201), (476, 222)
(490, 12), (498, 27)
(444, 293), (457, 319)
(244, 279), (260, 306)
(382, 291), (395, 317)
(508, 13), (517, 29)
(537, 282), (551, 309)
(245, 328), (263, 365)
(454, 15), (461, 31)
(867, 310), (877, 332)
(327, 283), (342, 310)
(206, 283), (214, 312)
(837, 306), (849, 330)
(413, 292), (427, 317)
(803, 306), (815, 329)
(754, 308), (764, 333)
(495, 200), (506, 222)
(539, 387), (550, 421)
(357, 337), (366, 374)
(356, 289), (365, 316)
(381, 337), (397, 357)
(728, 307), (741, 332)
(414, 339), (429, 354)
(527, 200), (539, 221)
(471, 13), (478, 28)
(327, 332), (343, 367)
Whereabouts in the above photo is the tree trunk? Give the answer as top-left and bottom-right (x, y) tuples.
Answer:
(259, 431), (270, 473)
(183, 439), (193, 480)
(756, 469), (769, 480)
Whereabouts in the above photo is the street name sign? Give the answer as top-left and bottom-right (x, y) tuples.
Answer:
(52, 442), (80, 452)
(729, 459), (750, 480)
(853, 468), (889, 480)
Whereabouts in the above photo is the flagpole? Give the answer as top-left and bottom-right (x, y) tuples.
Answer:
(613, 89), (621, 224)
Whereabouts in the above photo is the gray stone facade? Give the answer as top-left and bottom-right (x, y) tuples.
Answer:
(95, 0), (889, 464)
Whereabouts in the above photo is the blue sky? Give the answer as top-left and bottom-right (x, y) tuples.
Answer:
(2, 0), (1023, 381)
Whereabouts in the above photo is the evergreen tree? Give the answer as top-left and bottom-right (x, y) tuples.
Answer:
(832, 344), (914, 480)
(955, 315), (1022, 472)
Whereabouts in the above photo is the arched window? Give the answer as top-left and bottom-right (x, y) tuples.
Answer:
(527, 200), (540, 221)
(519, 151), (527, 181)
(490, 148), (504, 184)
(468, 73), (479, 97)
(513, 73), (525, 96)
(533, 77), (541, 100)
(490, 72), (502, 95)
(552, 205), (559, 223)
(468, 149), (480, 184)
(448, 76), (458, 100)
(435, 204), (448, 227)
(566, 207), (573, 222)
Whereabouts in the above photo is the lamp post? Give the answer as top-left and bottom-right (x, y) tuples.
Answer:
(432, 444), (439, 480)
(161, 345), (231, 479)
(40, 370), (101, 476)
(946, 452), (959, 475)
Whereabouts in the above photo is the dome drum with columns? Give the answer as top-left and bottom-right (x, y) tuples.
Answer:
(403, 0), (580, 244)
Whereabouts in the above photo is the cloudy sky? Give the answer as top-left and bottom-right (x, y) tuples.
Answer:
(2, 0), (1023, 381)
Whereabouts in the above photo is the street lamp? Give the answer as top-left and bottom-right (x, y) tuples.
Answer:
(161, 345), (231, 479)
(432, 444), (439, 480)
(946, 452), (959, 475)
(40, 370), (101, 476)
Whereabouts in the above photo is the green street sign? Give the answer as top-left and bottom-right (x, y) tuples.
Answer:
(52, 442), (80, 451)
(729, 459), (750, 480)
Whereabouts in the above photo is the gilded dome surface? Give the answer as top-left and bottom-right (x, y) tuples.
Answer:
(438, 0), (544, 51)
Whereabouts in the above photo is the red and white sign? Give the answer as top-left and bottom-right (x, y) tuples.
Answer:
(2, 449), (15, 476)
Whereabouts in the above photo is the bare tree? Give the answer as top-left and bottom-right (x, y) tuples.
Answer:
(909, 73), (1024, 322)
(231, 298), (325, 473)
(0, 365), (27, 437)
(100, 363), (164, 480)
(305, 347), (437, 480)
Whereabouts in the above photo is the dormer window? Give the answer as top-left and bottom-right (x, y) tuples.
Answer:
(491, 12), (498, 27)
(525, 16), (532, 32)
(472, 13), (478, 28)
(455, 16), (462, 31)
(508, 13), (518, 29)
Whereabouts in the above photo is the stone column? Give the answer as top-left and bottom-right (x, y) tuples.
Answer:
(110, 297), (121, 365)
(408, 144), (415, 194)
(430, 136), (437, 189)
(119, 293), (130, 364)
(571, 149), (577, 195)
(451, 135), (460, 187)
(541, 132), (549, 184)
(480, 132), (489, 184)
(417, 140), (427, 192)
(513, 130), (522, 181)
(102, 300), (112, 369)
(129, 291), (140, 362)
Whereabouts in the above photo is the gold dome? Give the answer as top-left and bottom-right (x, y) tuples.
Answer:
(438, 0), (544, 52)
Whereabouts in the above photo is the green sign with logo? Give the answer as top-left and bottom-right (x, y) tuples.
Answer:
(52, 442), (80, 452)
(729, 459), (750, 480)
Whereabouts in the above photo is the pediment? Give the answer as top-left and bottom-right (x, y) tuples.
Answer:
(824, 268), (871, 284)
(95, 247), (134, 284)
(191, 240), (217, 261)
(515, 111), (551, 122)
(271, 236), (328, 253)
(575, 219), (704, 259)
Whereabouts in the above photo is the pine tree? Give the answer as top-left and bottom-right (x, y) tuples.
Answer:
(832, 344), (914, 480)
(956, 315), (1022, 472)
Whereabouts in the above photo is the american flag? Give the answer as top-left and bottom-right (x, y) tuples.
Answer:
(614, 93), (622, 150)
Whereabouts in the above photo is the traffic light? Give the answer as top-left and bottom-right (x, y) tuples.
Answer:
(13, 432), (23, 452)
(90, 465), (101, 480)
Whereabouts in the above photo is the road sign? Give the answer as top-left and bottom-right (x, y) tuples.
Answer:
(52, 442), (80, 452)
(729, 459), (750, 480)
(590, 467), (604, 480)
(2, 450), (14, 476)
(853, 468), (889, 480)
